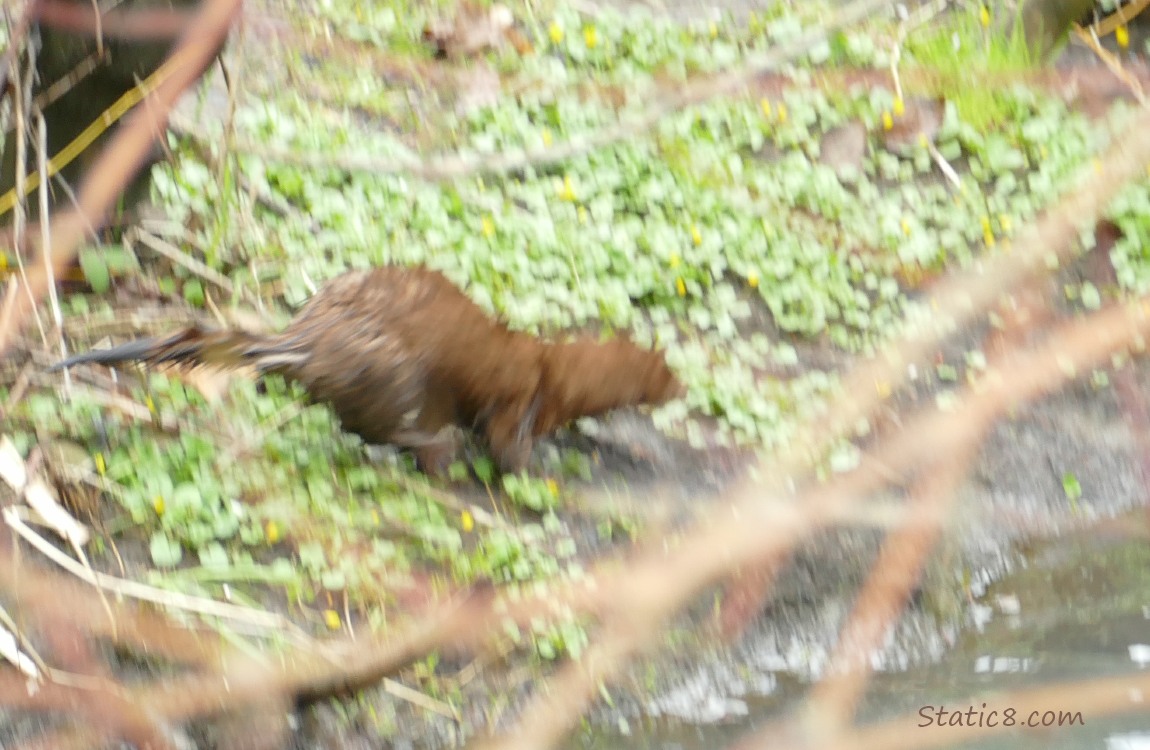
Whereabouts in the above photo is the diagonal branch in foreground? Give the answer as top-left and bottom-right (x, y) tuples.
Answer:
(0, 0), (238, 354)
(474, 291), (1150, 750)
(772, 297), (1150, 743)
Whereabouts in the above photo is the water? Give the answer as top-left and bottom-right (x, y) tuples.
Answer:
(569, 524), (1150, 749)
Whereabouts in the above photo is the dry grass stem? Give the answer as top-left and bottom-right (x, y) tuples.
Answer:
(128, 226), (237, 295)
(1072, 25), (1146, 103)
(4, 507), (303, 633)
(1089, 0), (1150, 37)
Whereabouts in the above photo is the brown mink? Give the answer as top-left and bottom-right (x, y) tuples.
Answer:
(51, 266), (683, 474)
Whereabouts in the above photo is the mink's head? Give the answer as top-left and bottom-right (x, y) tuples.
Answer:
(635, 347), (684, 405)
(596, 339), (683, 407)
(533, 338), (684, 435)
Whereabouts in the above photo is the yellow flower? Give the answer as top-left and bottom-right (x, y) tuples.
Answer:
(998, 214), (1012, 233)
(584, 26), (598, 48)
(153, 495), (165, 516)
(324, 609), (341, 630)
(461, 510), (474, 532)
(747, 271), (759, 289)
(145, 394), (157, 416)
(709, 21), (718, 39)
(675, 277), (686, 297)
(760, 98), (772, 118)
(1117, 25), (1129, 49)
(690, 225), (702, 246)
(893, 97), (905, 117)
(559, 175), (576, 201)
(979, 5), (990, 27)
(777, 102), (788, 124)
(549, 21), (564, 44)
(265, 520), (280, 544)
(669, 253), (681, 269)
(541, 128), (553, 147)
(901, 217), (912, 235)
(981, 215), (995, 247)
(546, 478), (559, 497)
(881, 111), (893, 131)
(94, 451), (106, 476)
(482, 216), (495, 238)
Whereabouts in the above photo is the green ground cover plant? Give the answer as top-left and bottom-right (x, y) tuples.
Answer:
(9, 0), (1142, 675)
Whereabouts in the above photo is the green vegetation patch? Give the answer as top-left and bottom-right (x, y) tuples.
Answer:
(16, 0), (1129, 672)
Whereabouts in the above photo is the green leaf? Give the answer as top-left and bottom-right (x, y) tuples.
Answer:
(150, 533), (183, 567)
(936, 363), (958, 382)
(473, 456), (495, 485)
(79, 248), (111, 294)
(183, 279), (206, 307)
(321, 570), (347, 590)
(1062, 472), (1082, 503)
(1080, 282), (1101, 311)
(447, 461), (470, 482)
(198, 543), (230, 569)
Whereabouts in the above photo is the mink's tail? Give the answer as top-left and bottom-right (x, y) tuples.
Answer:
(48, 326), (306, 373)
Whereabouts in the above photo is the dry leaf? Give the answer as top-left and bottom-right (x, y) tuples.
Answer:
(424, 2), (515, 60)
(818, 122), (867, 178)
(0, 435), (28, 492)
(0, 623), (40, 681)
(25, 478), (91, 547)
(880, 97), (945, 154)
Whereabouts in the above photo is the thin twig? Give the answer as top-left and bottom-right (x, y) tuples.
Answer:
(804, 438), (982, 732)
(130, 226), (237, 296)
(1072, 24), (1145, 103)
(1089, 0), (1150, 37)
(11, 33), (48, 349)
(36, 111), (69, 392)
(4, 506), (305, 635)
(383, 676), (461, 721)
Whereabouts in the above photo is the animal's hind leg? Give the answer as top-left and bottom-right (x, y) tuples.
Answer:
(483, 401), (535, 474)
(401, 388), (458, 476)
(412, 439), (456, 476)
